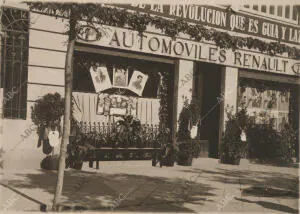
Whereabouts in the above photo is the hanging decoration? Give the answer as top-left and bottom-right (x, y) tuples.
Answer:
(27, 3), (300, 59)
(156, 71), (170, 144)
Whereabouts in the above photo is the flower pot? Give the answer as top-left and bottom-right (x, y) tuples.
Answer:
(40, 155), (59, 170)
(220, 156), (241, 165)
(72, 161), (83, 170)
(177, 152), (193, 166)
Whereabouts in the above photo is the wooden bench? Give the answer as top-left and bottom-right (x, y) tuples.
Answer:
(84, 147), (161, 169)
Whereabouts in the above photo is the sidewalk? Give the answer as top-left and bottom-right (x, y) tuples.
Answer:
(0, 158), (298, 213)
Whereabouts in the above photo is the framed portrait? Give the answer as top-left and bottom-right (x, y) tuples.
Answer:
(113, 67), (128, 88)
(96, 93), (111, 115)
(128, 70), (148, 96)
(89, 64), (112, 93)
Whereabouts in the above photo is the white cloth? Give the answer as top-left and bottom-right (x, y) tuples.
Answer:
(240, 130), (247, 142)
(48, 131), (60, 147)
(190, 125), (198, 139)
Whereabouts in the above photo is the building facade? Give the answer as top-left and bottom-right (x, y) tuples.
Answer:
(1, 3), (299, 168)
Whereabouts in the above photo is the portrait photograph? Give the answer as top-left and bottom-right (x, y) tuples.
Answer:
(113, 67), (128, 88)
(128, 70), (148, 96)
(89, 63), (112, 93)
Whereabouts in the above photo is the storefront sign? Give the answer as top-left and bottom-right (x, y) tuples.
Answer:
(78, 25), (300, 76)
(113, 4), (300, 45)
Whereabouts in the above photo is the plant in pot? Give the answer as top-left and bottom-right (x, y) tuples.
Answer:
(66, 132), (91, 170)
(152, 127), (178, 167)
(176, 97), (201, 166)
(31, 93), (64, 170)
(219, 104), (249, 165)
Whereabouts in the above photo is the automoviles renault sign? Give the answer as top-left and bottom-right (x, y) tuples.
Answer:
(77, 24), (300, 77)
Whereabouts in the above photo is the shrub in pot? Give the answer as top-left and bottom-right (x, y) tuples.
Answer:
(219, 104), (249, 165)
(66, 133), (90, 170)
(176, 97), (201, 166)
(31, 93), (64, 170)
(159, 143), (178, 167)
(247, 115), (297, 164)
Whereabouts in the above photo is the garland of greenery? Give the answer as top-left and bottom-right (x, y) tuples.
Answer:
(27, 3), (300, 59)
(157, 71), (170, 144)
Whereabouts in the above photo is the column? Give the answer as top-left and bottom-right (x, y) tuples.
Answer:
(176, 60), (194, 126)
(173, 60), (194, 143)
(218, 66), (239, 144)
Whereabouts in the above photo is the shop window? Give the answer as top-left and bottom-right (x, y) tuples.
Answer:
(238, 78), (297, 132)
(72, 51), (174, 126)
(1, 7), (29, 119)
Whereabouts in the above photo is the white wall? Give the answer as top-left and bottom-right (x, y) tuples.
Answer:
(2, 9), (68, 169)
(176, 60), (194, 129)
(219, 66), (239, 139)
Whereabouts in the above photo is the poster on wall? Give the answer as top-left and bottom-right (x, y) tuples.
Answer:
(278, 112), (289, 131)
(247, 88), (263, 109)
(278, 91), (290, 111)
(113, 67), (128, 88)
(96, 93), (111, 115)
(96, 93), (138, 116)
(89, 64), (112, 92)
(262, 90), (278, 109)
(128, 70), (148, 96)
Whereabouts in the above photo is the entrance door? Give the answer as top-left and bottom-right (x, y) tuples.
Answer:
(195, 62), (222, 158)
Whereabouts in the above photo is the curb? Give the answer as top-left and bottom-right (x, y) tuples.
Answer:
(0, 182), (47, 212)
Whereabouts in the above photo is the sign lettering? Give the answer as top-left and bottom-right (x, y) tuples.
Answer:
(112, 4), (300, 45)
(78, 24), (300, 77)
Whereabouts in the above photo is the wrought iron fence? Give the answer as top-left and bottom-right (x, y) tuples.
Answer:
(75, 121), (160, 148)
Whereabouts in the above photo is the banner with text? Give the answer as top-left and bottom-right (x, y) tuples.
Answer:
(113, 4), (300, 45)
(77, 24), (300, 77)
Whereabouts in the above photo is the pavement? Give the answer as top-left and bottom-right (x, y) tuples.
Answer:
(0, 158), (299, 213)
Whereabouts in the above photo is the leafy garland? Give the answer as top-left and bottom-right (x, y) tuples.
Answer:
(157, 71), (170, 144)
(27, 3), (300, 59)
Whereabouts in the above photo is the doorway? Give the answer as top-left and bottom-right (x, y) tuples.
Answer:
(195, 62), (222, 158)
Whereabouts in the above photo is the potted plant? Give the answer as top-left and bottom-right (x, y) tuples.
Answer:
(66, 132), (92, 170)
(31, 93), (64, 170)
(219, 104), (249, 165)
(176, 97), (201, 166)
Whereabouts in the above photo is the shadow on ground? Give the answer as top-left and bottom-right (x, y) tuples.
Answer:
(180, 167), (299, 213)
(235, 198), (298, 213)
(4, 169), (215, 212)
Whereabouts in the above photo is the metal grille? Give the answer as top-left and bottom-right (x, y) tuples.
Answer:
(1, 7), (29, 119)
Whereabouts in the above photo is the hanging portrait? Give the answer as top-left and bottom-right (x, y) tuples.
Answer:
(128, 70), (148, 96)
(89, 64), (112, 93)
(113, 67), (128, 88)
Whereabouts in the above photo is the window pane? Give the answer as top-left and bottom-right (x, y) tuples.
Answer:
(292, 5), (298, 20)
(261, 5), (267, 13)
(277, 6), (283, 16)
(253, 5), (258, 11)
(285, 5), (290, 18)
(270, 6), (275, 14)
(1, 7), (28, 119)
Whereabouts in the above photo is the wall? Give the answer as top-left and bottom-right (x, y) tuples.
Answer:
(176, 60), (194, 128)
(2, 9), (68, 169)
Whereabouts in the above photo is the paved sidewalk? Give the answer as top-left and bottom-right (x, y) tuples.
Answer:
(0, 158), (298, 213)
